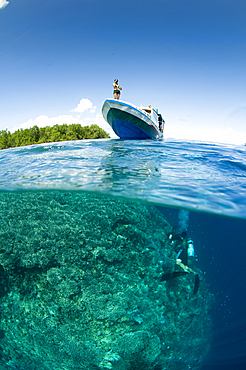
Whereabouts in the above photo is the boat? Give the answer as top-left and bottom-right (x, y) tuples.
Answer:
(102, 99), (165, 140)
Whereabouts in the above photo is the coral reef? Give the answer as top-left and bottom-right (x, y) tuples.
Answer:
(0, 191), (212, 370)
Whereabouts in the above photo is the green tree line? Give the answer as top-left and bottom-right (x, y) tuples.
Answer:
(0, 123), (110, 150)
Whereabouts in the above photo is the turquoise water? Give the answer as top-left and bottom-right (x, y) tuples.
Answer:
(0, 139), (245, 370)
(1, 139), (246, 218)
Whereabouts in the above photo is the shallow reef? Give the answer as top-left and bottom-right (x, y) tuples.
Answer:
(0, 191), (212, 370)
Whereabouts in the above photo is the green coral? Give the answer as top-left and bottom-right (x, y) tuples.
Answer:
(0, 191), (212, 370)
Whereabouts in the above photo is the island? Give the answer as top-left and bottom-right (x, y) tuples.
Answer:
(0, 123), (110, 150)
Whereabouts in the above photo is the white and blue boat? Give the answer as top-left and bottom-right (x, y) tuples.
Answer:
(102, 99), (165, 140)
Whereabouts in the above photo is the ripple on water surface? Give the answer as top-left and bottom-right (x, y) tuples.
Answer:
(0, 139), (245, 218)
(0, 139), (246, 370)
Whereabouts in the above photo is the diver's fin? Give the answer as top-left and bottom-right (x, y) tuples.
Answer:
(160, 272), (172, 281)
(161, 271), (189, 281)
(193, 274), (200, 295)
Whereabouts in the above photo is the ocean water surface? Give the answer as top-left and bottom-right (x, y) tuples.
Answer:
(0, 139), (245, 370)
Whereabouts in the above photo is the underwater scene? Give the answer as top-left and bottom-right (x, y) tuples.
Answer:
(0, 139), (245, 370)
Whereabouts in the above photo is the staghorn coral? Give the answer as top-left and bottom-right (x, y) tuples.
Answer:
(0, 191), (212, 370)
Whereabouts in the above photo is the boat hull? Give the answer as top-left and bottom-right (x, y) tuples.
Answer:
(102, 99), (163, 140)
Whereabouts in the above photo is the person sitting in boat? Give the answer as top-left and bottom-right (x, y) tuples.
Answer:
(158, 113), (165, 133)
(162, 230), (200, 295)
(113, 79), (122, 100)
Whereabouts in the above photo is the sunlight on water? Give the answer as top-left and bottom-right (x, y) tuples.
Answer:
(0, 139), (246, 370)
(0, 139), (246, 219)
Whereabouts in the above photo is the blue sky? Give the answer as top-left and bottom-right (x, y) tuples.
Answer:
(0, 0), (246, 144)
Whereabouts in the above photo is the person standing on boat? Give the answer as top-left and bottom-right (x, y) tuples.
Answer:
(113, 79), (122, 100)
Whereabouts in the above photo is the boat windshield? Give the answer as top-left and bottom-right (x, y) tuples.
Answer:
(142, 108), (151, 114)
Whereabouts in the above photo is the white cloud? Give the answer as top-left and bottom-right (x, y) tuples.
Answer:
(70, 98), (96, 114)
(165, 124), (246, 145)
(0, 0), (9, 10)
(11, 108), (245, 144)
(93, 113), (117, 138)
(9, 95), (245, 144)
(9, 97), (116, 138)
(10, 114), (87, 133)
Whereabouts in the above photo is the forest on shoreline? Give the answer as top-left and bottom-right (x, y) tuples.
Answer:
(0, 123), (110, 150)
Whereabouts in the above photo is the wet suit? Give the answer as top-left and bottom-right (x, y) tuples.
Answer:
(161, 231), (200, 295)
